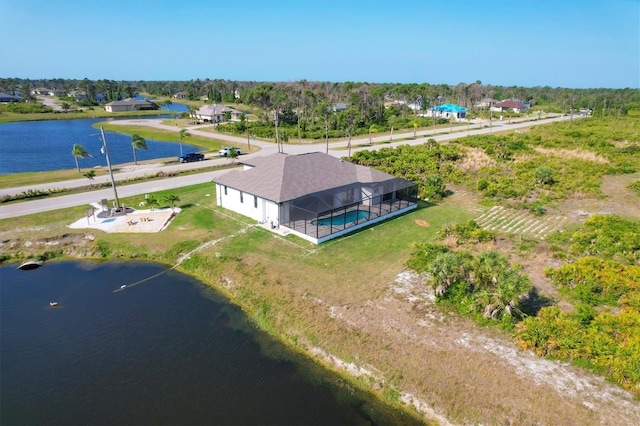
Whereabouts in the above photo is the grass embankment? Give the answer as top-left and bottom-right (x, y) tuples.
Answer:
(96, 122), (256, 154)
(0, 107), (172, 123)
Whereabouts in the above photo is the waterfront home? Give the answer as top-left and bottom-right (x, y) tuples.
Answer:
(194, 104), (241, 123)
(213, 152), (418, 244)
(0, 92), (22, 103)
(105, 98), (159, 112)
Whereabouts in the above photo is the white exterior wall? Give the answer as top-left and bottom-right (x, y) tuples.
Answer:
(216, 183), (278, 223)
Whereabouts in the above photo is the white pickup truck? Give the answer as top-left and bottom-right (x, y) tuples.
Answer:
(218, 147), (243, 157)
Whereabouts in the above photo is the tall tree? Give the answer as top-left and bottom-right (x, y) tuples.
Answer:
(71, 143), (91, 172)
(388, 114), (398, 142)
(131, 134), (147, 165)
(316, 101), (331, 154)
(178, 128), (190, 157)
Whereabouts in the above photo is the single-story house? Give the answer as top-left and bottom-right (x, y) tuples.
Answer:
(0, 92), (22, 103)
(491, 100), (528, 113)
(172, 91), (187, 99)
(426, 103), (468, 120)
(475, 98), (497, 108)
(195, 103), (240, 122)
(105, 98), (159, 112)
(213, 152), (418, 244)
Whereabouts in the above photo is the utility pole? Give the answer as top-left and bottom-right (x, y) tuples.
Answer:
(100, 127), (120, 209)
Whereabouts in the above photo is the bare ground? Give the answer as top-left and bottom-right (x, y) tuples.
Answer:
(308, 269), (640, 425)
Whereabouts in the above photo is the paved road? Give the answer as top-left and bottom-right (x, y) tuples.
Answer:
(1, 114), (581, 219)
(0, 170), (230, 219)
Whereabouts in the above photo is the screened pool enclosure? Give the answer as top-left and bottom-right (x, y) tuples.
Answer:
(282, 180), (418, 243)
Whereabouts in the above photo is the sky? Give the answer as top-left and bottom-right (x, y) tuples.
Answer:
(0, 0), (638, 88)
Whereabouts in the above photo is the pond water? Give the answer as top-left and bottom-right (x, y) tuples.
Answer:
(0, 261), (418, 425)
(160, 103), (190, 113)
(0, 118), (203, 175)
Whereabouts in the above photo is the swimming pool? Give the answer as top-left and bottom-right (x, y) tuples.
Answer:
(312, 210), (370, 227)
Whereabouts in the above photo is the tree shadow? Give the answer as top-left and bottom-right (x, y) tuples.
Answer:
(180, 203), (196, 210)
(521, 287), (554, 317)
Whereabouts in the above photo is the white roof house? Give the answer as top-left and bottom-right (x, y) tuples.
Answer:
(213, 152), (418, 244)
(194, 104), (241, 123)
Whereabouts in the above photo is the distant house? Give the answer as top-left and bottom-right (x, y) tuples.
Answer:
(105, 97), (159, 112)
(475, 98), (497, 108)
(172, 91), (187, 99)
(426, 103), (468, 120)
(491, 99), (528, 113)
(48, 89), (65, 96)
(194, 103), (240, 122)
(333, 102), (348, 112)
(70, 91), (89, 102)
(0, 92), (21, 103)
(95, 93), (107, 104)
(213, 152), (418, 244)
(31, 88), (50, 96)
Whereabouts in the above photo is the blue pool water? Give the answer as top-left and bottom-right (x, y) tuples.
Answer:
(312, 210), (370, 227)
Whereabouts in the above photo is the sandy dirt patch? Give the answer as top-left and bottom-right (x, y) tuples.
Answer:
(321, 270), (640, 425)
(414, 219), (431, 227)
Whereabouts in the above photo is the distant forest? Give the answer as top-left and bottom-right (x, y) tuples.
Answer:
(1, 77), (638, 116)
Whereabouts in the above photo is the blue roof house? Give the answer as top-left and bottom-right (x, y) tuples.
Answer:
(427, 103), (468, 120)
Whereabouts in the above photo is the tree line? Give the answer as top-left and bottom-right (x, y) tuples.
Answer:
(2, 77), (638, 115)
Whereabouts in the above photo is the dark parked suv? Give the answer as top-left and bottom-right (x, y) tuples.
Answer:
(179, 153), (205, 163)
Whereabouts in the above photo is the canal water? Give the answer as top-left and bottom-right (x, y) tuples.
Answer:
(0, 261), (419, 425)
(0, 117), (203, 175)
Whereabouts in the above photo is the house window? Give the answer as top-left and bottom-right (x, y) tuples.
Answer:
(240, 191), (243, 203)
(224, 186), (227, 195)
(254, 195), (258, 208)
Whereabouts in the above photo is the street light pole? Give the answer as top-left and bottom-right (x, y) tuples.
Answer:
(100, 126), (120, 209)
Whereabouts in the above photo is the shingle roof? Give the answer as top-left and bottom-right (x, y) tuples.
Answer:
(106, 98), (155, 107)
(495, 100), (526, 109)
(196, 104), (234, 115)
(215, 152), (412, 203)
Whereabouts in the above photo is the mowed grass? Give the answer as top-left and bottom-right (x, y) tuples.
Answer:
(0, 169), (110, 189)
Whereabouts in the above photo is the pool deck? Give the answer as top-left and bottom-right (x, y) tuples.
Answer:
(68, 205), (179, 233)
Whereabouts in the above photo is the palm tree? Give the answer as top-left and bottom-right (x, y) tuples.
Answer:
(388, 115), (398, 142)
(131, 134), (147, 165)
(472, 251), (532, 319)
(145, 195), (159, 211)
(72, 143), (91, 172)
(178, 129), (190, 157)
(83, 169), (96, 188)
(163, 194), (180, 213)
(428, 252), (468, 297)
